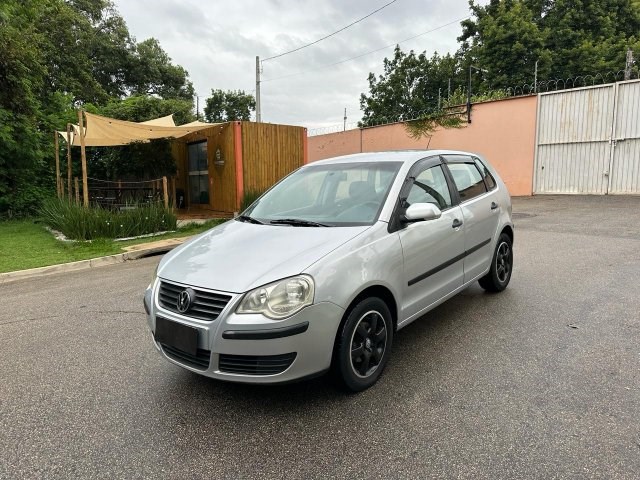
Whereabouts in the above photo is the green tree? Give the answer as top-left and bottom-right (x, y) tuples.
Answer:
(359, 46), (463, 126)
(0, 0), (197, 216)
(204, 89), (256, 122)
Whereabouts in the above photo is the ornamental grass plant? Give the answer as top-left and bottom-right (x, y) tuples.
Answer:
(39, 198), (177, 240)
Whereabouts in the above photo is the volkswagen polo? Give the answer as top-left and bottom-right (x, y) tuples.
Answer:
(144, 150), (514, 391)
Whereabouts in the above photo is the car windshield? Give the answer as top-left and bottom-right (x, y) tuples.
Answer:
(242, 161), (402, 226)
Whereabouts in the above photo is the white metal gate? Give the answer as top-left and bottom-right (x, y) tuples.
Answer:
(534, 79), (640, 194)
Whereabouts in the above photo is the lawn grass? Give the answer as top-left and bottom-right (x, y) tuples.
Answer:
(0, 218), (228, 273)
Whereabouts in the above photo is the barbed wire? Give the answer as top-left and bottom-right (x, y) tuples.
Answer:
(307, 70), (640, 136)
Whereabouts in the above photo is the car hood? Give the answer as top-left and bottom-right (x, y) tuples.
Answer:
(158, 220), (370, 293)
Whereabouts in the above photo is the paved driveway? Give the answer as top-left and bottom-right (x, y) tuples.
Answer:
(1, 196), (639, 479)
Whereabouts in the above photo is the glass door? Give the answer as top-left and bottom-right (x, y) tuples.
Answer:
(187, 141), (209, 205)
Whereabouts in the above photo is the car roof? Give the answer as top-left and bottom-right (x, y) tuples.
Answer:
(307, 150), (478, 166)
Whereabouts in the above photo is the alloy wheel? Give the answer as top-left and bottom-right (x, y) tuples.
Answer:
(349, 310), (388, 378)
(496, 241), (512, 283)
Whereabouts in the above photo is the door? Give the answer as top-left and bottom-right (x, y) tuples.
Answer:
(397, 159), (465, 319)
(609, 81), (640, 194)
(187, 141), (210, 205)
(444, 156), (500, 283)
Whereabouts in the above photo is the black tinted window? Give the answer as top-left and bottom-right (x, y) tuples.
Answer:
(448, 163), (487, 201)
(474, 158), (496, 190)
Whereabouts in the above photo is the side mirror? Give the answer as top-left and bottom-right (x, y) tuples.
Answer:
(403, 203), (442, 223)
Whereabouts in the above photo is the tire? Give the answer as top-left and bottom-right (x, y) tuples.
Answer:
(332, 297), (393, 392)
(479, 232), (513, 292)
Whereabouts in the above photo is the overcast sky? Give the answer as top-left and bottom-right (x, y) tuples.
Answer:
(112, 0), (481, 131)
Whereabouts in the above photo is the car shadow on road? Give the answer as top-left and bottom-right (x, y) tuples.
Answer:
(152, 283), (511, 422)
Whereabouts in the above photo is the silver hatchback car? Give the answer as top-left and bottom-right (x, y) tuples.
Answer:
(144, 150), (514, 391)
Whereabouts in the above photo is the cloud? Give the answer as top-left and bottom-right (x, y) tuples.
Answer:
(113, 0), (476, 129)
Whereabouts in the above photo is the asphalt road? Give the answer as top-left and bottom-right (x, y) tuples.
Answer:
(1, 195), (639, 479)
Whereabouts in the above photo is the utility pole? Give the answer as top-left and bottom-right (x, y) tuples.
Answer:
(534, 60), (538, 93)
(343, 108), (347, 131)
(438, 88), (442, 110)
(196, 95), (199, 121)
(625, 48), (634, 81)
(256, 56), (262, 122)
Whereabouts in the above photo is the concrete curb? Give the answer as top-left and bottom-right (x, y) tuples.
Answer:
(0, 237), (190, 285)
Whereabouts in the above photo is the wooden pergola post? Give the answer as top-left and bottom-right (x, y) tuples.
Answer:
(162, 176), (169, 209)
(77, 110), (89, 207)
(171, 177), (176, 211)
(54, 132), (61, 198)
(66, 124), (72, 199)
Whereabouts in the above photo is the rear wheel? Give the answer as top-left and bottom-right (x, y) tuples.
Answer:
(332, 297), (393, 392)
(479, 233), (513, 292)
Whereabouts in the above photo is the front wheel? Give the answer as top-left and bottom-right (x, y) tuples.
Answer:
(332, 297), (393, 392)
(479, 233), (513, 292)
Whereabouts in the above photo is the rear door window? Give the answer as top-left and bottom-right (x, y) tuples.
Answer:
(447, 162), (487, 201)
(473, 157), (497, 190)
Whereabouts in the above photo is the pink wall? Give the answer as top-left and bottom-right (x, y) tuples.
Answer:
(308, 95), (538, 196)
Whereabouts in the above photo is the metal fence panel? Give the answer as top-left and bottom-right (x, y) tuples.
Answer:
(609, 81), (640, 194)
(534, 85), (615, 194)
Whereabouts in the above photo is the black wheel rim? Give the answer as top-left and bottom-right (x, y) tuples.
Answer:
(496, 241), (512, 283)
(349, 310), (387, 378)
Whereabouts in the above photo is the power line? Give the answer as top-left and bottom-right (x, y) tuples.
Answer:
(262, 0), (400, 62)
(262, 15), (470, 83)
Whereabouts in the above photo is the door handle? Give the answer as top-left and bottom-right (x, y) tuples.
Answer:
(452, 219), (463, 229)
(491, 202), (498, 210)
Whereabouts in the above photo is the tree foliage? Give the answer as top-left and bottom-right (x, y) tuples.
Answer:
(204, 89), (256, 122)
(0, 0), (196, 217)
(362, 0), (640, 126)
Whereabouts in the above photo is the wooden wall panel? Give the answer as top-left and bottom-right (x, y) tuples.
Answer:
(240, 122), (304, 194)
(173, 124), (237, 213)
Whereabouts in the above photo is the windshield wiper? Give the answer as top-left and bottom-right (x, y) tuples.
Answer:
(270, 218), (330, 227)
(236, 215), (264, 225)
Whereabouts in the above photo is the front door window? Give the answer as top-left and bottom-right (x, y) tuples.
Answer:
(188, 142), (209, 205)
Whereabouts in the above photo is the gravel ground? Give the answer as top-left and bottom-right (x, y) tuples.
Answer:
(1, 195), (639, 479)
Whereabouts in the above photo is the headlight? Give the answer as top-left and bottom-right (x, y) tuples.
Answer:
(236, 275), (314, 319)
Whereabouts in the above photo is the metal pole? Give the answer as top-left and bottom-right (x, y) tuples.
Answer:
(467, 65), (472, 124)
(625, 48), (633, 81)
(534, 60), (538, 93)
(196, 95), (199, 120)
(255, 56), (262, 122)
(343, 108), (347, 131)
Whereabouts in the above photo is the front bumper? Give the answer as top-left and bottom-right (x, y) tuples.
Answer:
(144, 280), (344, 384)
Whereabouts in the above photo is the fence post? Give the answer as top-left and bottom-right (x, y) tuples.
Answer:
(74, 177), (80, 204)
(162, 176), (169, 209)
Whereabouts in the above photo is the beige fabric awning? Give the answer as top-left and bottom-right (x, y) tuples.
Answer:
(58, 113), (219, 147)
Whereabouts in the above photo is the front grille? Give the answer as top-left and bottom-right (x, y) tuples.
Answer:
(218, 353), (297, 376)
(161, 344), (211, 370)
(158, 281), (232, 321)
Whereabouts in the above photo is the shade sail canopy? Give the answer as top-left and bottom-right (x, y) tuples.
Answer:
(57, 113), (219, 147)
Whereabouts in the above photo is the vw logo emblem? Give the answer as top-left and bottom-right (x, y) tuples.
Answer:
(177, 288), (194, 313)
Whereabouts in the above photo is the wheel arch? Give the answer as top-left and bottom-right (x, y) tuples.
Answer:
(342, 284), (399, 332)
(501, 224), (514, 245)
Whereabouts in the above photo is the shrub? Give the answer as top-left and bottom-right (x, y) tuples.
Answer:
(240, 189), (264, 212)
(39, 198), (177, 240)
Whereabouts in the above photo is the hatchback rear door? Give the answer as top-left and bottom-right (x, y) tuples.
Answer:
(442, 155), (501, 283)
